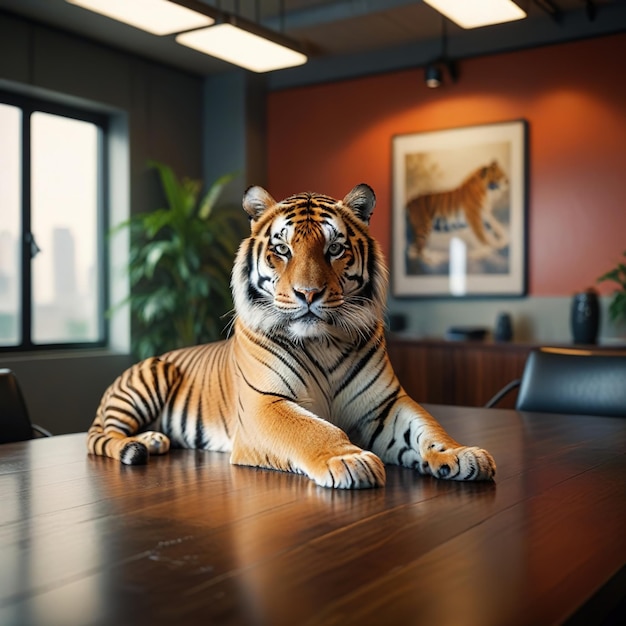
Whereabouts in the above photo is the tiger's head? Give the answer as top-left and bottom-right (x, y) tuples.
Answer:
(231, 184), (388, 343)
(481, 160), (508, 192)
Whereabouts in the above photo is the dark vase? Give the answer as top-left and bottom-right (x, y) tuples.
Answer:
(387, 313), (407, 332)
(494, 312), (513, 342)
(570, 289), (600, 344)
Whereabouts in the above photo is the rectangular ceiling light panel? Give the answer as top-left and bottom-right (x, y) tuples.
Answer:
(176, 24), (308, 73)
(66, 0), (214, 35)
(424, 0), (526, 29)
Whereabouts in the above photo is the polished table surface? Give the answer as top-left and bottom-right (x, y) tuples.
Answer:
(1, 405), (624, 626)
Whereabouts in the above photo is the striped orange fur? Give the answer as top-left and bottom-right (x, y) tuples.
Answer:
(87, 184), (495, 488)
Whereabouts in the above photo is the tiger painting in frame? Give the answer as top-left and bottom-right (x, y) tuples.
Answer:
(392, 120), (526, 299)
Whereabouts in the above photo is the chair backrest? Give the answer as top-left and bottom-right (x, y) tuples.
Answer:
(516, 347), (626, 417)
(0, 368), (36, 444)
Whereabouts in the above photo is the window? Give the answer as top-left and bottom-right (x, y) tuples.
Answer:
(0, 92), (108, 350)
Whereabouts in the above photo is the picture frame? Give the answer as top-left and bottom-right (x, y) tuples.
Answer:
(391, 120), (527, 297)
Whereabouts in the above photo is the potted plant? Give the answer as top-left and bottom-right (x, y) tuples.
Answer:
(114, 161), (248, 359)
(597, 250), (626, 326)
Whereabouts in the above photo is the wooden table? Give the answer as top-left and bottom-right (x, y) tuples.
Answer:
(1, 405), (624, 626)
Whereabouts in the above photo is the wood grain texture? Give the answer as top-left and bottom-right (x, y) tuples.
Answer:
(386, 336), (532, 408)
(1, 405), (624, 626)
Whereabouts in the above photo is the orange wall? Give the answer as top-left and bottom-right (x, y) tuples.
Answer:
(267, 33), (626, 297)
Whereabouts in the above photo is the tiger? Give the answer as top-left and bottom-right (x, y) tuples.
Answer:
(406, 160), (509, 265)
(87, 184), (495, 488)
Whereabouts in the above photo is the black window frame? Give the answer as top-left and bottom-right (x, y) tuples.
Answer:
(0, 89), (110, 353)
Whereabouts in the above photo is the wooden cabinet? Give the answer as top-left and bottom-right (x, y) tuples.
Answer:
(386, 335), (533, 408)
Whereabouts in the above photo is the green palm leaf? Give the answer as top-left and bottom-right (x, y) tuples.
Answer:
(598, 250), (626, 324)
(110, 161), (248, 358)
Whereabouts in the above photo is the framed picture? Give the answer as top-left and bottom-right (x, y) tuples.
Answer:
(391, 120), (527, 297)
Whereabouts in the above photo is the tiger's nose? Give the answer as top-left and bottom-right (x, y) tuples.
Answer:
(294, 286), (326, 305)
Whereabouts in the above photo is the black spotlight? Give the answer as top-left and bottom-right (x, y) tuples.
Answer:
(425, 63), (442, 88)
(424, 16), (459, 89)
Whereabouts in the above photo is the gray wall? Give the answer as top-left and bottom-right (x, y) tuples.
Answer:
(0, 12), (205, 434)
(203, 71), (268, 204)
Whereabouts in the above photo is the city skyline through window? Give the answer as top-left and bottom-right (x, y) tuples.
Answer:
(0, 94), (106, 350)
(0, 103), (22, 346)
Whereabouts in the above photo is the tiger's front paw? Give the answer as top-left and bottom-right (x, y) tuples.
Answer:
(136, 431), (170, 455)
(315, 450), (386, 489)
(423, 445), (495, 481)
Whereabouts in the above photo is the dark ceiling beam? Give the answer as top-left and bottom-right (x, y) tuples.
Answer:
(585, 0), (597, 21)
(269, 1), (626, 90)
(260, 0), (421, 30)
(533, 0), (563, 23)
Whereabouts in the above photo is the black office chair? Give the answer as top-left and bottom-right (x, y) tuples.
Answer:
(486, 347), (626, 417)
(0, 368), (52, 444)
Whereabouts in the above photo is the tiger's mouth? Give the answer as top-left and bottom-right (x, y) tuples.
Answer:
(294, 311), (324, 323)
(286, 309), (333, 339)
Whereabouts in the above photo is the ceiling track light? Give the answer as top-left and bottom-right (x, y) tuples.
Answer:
(65, 0), (308, 73)
(425, 63), (443, 88)
(169, 0), (308, 73)
(424, 19), (458, 89)
(66, 0), (214, 35)
(176, 11), (308, 73)
(424, 59), (458, 89)
(423, 0), (527, 29)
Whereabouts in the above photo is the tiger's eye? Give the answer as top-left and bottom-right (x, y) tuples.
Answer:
(328, 242), (343, 257)
(274, 243), (290, 256)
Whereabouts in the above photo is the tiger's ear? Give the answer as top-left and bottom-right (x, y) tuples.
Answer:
(342, 184), (376, 224)
(243, 186), (276, 221)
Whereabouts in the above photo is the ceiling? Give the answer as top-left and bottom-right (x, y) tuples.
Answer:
(0, 0), (625, 87)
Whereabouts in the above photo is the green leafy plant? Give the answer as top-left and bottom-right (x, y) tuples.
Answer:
(113, 161), (248, 359)
(598, 250), (626, 325)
